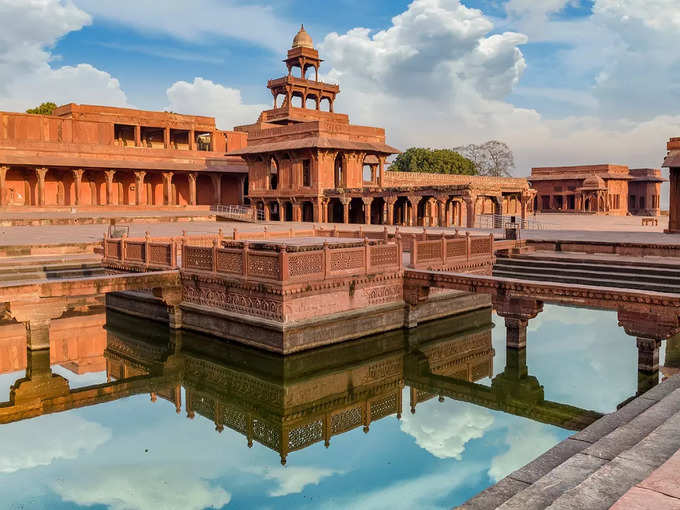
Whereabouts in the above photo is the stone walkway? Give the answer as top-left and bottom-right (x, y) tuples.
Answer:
(610, 450), (680, 509)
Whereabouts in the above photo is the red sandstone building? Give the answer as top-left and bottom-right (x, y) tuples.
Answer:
(528, 164), (664, 216)
(230, 27), (534, 228)
(0, 103), (249, 208)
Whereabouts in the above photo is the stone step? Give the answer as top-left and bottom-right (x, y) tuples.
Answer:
(504, 253), (680, 272)
(493, 261), (680, 286)
(0, 266), (107, 283)
(493, 261), (680, 288)
(0, 254), (100, 269)
(457, 376), (680, 510)
(496, 257), (680, 279)
(492, 268), (680, 294)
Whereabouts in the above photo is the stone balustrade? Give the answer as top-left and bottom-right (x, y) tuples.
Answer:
(410, 232), (494, 270)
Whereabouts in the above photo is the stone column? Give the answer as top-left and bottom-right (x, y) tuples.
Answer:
(0, 165), (7, 206)
(408, 196), (419, 226)
(363, 197), (372, 224)
(386, 197), (396, 226)
(164, 127), (170, 149)
(134, 125), (141, 147)
(153, 287), (183, 329)
(9, 298), (67, 351)
(35, 167), (48, 206)
(668, 167), (680, 233)
(277, 200), (285, 222)
(494, 297), (543, 349)
(162, 172), (173, 205)
(71, 169), (83, 206)
(293, 202), (302, 222)
(210, 174), (222, 205)
(437, 199), (446, 227)
(464, 196), (476, 228)
(665, 334), (680, 370)
(313, 199), (321, 222)
(341, 197), (350, 224)
(637, 337), (662, 372)
(105, 170), (116, 205)
(188, 172), (197, 206)
(134, 171), (146, 206)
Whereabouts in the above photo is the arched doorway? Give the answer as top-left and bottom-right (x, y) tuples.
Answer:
(301, 201), (314, 222)
(334, 154), (344, 188)
(370, 197), (385, 224)
(114, 172), (134, 206)
(327, 198), (344, 223)
(416, 197), (431, 226)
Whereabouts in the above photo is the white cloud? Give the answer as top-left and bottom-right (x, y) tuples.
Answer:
(166, 77), (267, 130)
(0, 0), (127, 112)
(73, 0), (297, 51)
(54, 466), (231, 510)
(0, 413), (110, 473)
(488, 420), (561, 482)
(247, 465), (344, 497)
(400, 395), (495, 459)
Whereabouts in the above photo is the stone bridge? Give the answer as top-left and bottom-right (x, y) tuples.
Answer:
(404, 269), (680, 388)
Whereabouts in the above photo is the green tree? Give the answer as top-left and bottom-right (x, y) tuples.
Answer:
(391, 147), (477, 175)
(26, 102), (57, 115)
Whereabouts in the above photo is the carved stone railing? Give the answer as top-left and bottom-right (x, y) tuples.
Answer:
(410, 232), (494, 270)
(103, 233), (178, 271)
(181, 238), (402, 284)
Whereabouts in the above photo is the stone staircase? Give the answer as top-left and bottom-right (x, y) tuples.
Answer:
(0, 254), (105, 284)
(458, 375), (680, 509)
(493, 254), (680, 293)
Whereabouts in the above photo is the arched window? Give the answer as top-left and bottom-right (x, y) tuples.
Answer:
(334, 154), (344, 188)
(269, 157), (278, 190)
(291, 93), (303, 108)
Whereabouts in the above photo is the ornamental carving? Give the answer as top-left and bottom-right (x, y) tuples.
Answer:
(369, 392), (399, 420)
(370, 245), (398, 267)
(470, 238), (491, 255)
(125, 242), (145, 262)
(247, 254), (280, 279)
(216, 250), (243, 274)
(288, 419), (324, 450)
(364, 358), (402, 382)
(418, 241), (442, 261)
(331, 406), (363, 434)
(149, 244), (172, 266)
(184, 246), (212, 271)
(363, 284), (402, 305)
(330, 249), (363, 271)
(288, 252), (323, 277)
(446, 239), (466, 258)
(184, 284), (283, 321)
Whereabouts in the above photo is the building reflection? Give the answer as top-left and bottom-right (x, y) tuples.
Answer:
(2, 304), (677, 464)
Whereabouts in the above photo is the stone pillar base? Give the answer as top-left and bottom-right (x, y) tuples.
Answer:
(637, 337), (662, 372)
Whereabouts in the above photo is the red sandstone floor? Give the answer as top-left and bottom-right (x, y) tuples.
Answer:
(610, 450), (680, 509)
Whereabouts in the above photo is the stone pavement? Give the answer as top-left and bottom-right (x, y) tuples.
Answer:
(610, 449), (680, 509)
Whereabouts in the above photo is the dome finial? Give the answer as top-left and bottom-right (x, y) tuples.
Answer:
(292, 24), (314, 49)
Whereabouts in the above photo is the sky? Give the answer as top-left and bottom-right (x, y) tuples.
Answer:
(1, 0), (680, 177)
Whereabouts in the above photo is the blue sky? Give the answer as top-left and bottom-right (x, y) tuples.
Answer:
(1, 0), (680, 176)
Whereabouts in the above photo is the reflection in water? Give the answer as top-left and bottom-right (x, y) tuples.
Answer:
(0, 303), (667, 509)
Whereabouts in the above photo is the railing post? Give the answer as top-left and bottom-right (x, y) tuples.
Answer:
(364, 237), (370, 274)
(264, 226), (269, 240)
(489, 232), (494, 260)
(397, 234), (403, 271)
(144, 231), (151, 270)
(412, 236), (418, 268)
(280, 245), (289, 282)
(212, 237), (218, 274)
(440, 232), (446, 266)
(466, 231), (471, 261)
(181, 235), (187, 269)
(243, 241), (249, 279)
(121, 233), (127, 264)
(323, 241), (330, 279)
(383, 226), (388, 242)
(171, 237), (178, 269)
(217, 228), (223, 245)
(233, 227), (238, 240)
(102, 234), (108, 260)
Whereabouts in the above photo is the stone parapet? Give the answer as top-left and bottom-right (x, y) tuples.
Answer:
(382, 170), (529, 191)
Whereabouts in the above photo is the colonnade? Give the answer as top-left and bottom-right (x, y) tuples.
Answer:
(252, 191), (533, 227)
(0, 166), (245, 207)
